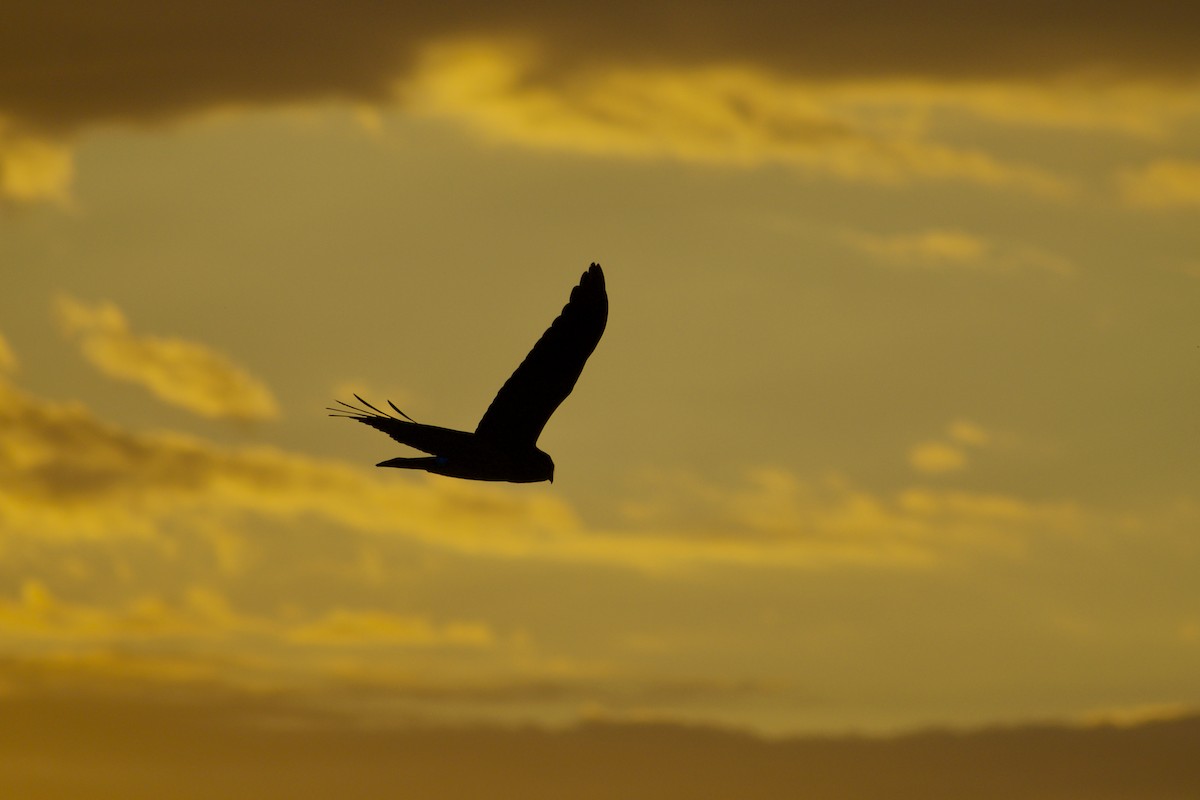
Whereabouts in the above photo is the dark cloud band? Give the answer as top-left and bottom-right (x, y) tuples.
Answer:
(4, 0), (1199, 134)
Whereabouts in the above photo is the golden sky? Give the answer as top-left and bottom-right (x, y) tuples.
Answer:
(2, 1), (1200, 794)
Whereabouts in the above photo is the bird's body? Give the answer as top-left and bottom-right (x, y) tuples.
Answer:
(351, 418), (554, 483)
(330, 263), (607, 483)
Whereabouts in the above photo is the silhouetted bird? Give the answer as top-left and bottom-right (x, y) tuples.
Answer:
(330, 263), (607, 483)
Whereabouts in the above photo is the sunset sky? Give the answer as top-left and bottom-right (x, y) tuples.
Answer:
(2, 1), (1199, 794)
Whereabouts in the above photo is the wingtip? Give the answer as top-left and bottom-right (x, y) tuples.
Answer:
(583, 262), (605, 289)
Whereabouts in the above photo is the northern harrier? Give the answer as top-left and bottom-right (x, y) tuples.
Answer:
(330, 263), (607, 483)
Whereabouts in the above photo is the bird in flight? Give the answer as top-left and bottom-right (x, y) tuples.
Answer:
(330, 263), (607, 483)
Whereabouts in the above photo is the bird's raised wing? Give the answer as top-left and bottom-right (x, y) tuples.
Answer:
(475, 263), (607, 448)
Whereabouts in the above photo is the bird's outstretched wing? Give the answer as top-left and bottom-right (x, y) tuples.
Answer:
(475, 263), (607, 448)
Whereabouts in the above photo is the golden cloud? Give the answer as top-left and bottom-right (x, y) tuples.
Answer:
(5, 1), (1200, 137)
(0, 124), (73, 204)
(908, 421), (1005, 475)
(55, 296), (279, 421)
(286, 610), (494, 648)
(0, 579), (496, 653)
(405, 42), (1071, 195)
(0, 584), (765, 729)
(846, 229), (989, 265)
(1119, 159), (1200, 209)
(0, 377), (583, 555)
(0, 580), (222, 642)
(617, 467), (1085, 565)
(816, 79), (1200, 140)
(0, 331), (16, 373)
(1, 379), (1089, 572)
(3, 4), (1198, 206)
(948, 420), (992, 447)
(843, 228), (1076, 274)
(909, 442), (968, 474)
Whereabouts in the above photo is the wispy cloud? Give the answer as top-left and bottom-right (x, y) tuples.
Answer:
(286, 609), (494, 648)
(4, 378), (1196, 734)
(4, 5), (1199, 205)
(55, 296), (279, 421)
(817, 79), (1200, 140)
(0, 330), (16, 373)
(0, 380), (1084, 570)
(0, 123), (72, 204)
(0, 579), (495, 652)
(843, 228), (1075, 275)
(0, 577), (766, 727)
(947, 419), (992, 446)
(909, 442), (969, 474)
(0, 377), (582, 554)
(406, 42), (1070, 195)
(908, 420), (998, 475)
(617, 467), (1084, 564)
(1, 680), (1197, 799)
(11, 67), (1200, 204)
(1119, 159), (1200, 209)
(846, 229), (989, 266)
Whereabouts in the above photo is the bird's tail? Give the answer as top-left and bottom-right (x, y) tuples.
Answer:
(376, 456), (440, 470)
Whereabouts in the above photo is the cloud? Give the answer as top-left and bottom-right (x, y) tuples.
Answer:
(0, 580), (226, 643)
(947, 420), (992, 446)
(1, 683), (1198, 799)
(1, 379), (1088, 571)
(55, 296), (279, 421)
(909, 420), (1000, 474)
(0, 581), (765, 730)
(5, 377), (1197, 737)
(843, 228), (1076, 274)
(6, 5), (1200, 203)
(4, 2), (1200, 138)
(0, 331), (16, 373)
(847, 229), (989, 265)
(617, 467), (1085, 564)
(405, 42), (1070, 195)
(909, 442), (969, 474)
(1082, 701), (1199, 728)
(0, 579), (497, 655)
(286, 610), (494, 648)
(0, 122), (73, 204)
(0, 377), (585, 556)
(822, 79), (1200, 140)
(1119, 159), (1200, 209)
